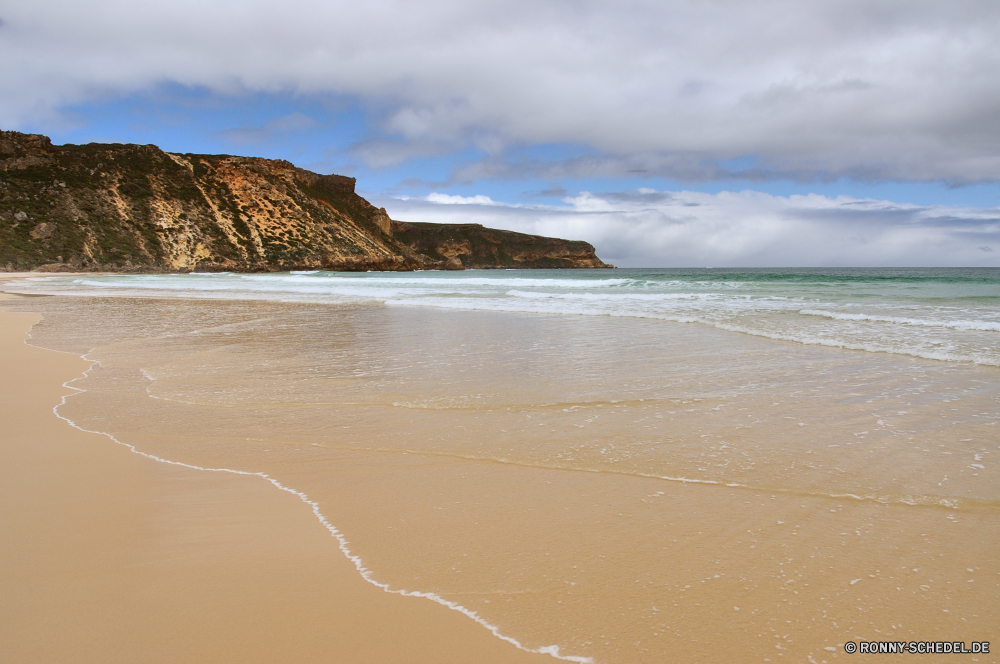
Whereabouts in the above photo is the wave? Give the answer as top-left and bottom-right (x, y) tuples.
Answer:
(505, 289), (722, 301)
(799, 309), (1000, 332)
(704, 320), (1000, 366)
(387, 297), (1000, 366)
(8, 272), (1000, 366)
(238, 274), (634, 288)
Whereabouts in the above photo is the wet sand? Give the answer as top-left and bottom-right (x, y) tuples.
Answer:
(0, 293), (551, 664)
(2, 290), (997, 664)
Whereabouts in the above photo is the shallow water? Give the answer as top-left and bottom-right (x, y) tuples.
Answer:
(5, 269), (999, 663)
(11, 268), (1000, 365)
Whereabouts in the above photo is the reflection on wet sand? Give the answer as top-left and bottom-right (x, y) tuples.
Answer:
(14, 296), (999, 663)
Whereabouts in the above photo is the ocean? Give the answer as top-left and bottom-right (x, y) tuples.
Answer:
(5, 268), (998, 663)
(14, 268), (1000, 365)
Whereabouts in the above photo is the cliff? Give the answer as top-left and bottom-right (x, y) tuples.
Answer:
(0, 131), (611, 272)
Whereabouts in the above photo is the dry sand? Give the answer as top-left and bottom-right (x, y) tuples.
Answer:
(0, 293), (550, 664)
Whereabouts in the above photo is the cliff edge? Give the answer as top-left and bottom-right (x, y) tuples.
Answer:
(0, 131), (611, 272)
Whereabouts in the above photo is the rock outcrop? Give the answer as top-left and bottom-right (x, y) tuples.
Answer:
(0, 131), (611, 272)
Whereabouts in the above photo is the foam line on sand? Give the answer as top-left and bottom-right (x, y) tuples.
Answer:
(39, 332), (592, 664)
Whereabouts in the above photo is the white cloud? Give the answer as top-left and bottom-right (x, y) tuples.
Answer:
(215, 112), (316, 147)
(375, 189), (1000, 267)
(1, 0), (998, 182)
(424, 192), (503, 206)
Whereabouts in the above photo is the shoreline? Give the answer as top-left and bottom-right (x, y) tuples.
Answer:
(3, 283), (996, 663)
(5, 269), (999, 370)
(0, 291), (554, 663)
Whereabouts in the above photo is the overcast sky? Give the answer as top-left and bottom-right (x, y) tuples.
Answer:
(3, 0), (999, 265)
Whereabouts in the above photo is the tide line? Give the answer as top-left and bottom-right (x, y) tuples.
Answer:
(37, 338), (593, 664)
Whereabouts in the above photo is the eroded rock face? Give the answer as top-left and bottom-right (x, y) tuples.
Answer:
(0, 132), (57, 171)
(0, 130), (611, 272)
(29, 222), (56, 240)
(390, 222), (611, 269)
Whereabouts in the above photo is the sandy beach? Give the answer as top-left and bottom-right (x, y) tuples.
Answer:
(2, 273), (996, 664)
(0, 291), (550, 663)
(5, 1), (997, 659)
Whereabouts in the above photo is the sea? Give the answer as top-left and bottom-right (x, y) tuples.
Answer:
(4, 267), (998, 663)
(11, 267), (1000, 365)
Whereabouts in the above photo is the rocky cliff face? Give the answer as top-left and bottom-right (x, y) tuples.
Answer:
(0, 131), (611, 272)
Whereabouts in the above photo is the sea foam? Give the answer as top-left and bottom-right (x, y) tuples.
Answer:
(7, 268), (1000, 366)
(32, 330), (595, 664)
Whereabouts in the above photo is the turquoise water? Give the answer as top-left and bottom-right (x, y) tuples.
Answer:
(9, 268), (1000, 365)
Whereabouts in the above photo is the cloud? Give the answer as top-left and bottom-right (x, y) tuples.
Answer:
(1, 0), (998, 183)
(530, 185), (570, 198)
(215, 112), (316, 147)
(375, 189), (1000, 267)
(349, 137), (459, 169)
(423, 192), (504, 206)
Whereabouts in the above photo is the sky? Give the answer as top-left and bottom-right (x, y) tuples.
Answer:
(2, 0), (999, 266)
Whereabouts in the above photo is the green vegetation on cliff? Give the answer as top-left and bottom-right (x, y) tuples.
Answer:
(0, 131), (610, 272)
